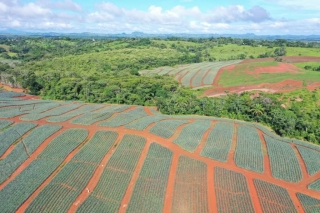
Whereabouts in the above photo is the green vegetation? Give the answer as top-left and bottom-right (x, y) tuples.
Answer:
(0, 37), (320, 144)
(295, 62), (320, 71)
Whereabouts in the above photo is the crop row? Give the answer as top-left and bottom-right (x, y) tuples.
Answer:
(98, 107), (148, 127)
(0, 120), (13, 130)
(124, 115), (167, 130)
(0, 122), (37, 156)
(235, 126), (264, 173)
(264, 135), (302, 182)
(149, 119), (189, 139)
(296, 145), (320, 176)
(201, 122), (234, 162)
(254, 179), (297, 213)
(0, 128), (88, 212)
(0, 125), (61, 183)
(0, 107), (29, 118)
(46, 104), (105, 122)
(0, 91), (24, 98)
(26, 131), (118, 212)
(308, 179), (320, 192)
(20, 104), (83, 121)
(173, 120), (212, 152)
(127, 143), (173, 213)
(214, 167), (254, 213)
(171, 156), (208, 213)
(77, 134), (146, 213)
(297, 193), (320, 213)
(71, 105), (130, 125)
(203, 60), (241, 85)
(38, 128), (88, 160)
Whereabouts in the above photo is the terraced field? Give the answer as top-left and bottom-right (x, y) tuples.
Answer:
(139, 61), (241, 88)
(0, 91), (319, 213)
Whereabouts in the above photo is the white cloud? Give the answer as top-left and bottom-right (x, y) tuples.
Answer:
(264, 0), (320, 10)
(0, 1), (319, 34)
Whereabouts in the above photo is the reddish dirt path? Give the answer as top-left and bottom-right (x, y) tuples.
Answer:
(227, 124), (238, 167)
(189, 69), (201, 88)
(194, 121), (216, 155)
(241, 56), (320, 64)
(16, 128), (94, 212)
(207, 166), (217, 213)
(258, 130), (272, 177)
(177, 70), (190, 83)
(144, 106), (153, 116)
(247, 178), (264, 212)
(0, 111), (319, 212)
(0, 124), (39, 159)
(0, 125), (67, 190)
(163, 152), (179, 212)
(118, 140), (151, 213)
(292, 144), (310, 181)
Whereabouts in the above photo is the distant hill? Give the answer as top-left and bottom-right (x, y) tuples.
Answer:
(1, 29), (320, 41)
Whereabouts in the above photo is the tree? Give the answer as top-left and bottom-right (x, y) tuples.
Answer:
(250, 103), (265, 121)
(274, 47), (287, 56)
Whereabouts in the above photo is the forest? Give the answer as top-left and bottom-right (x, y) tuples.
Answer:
(0, 36), (320, 143)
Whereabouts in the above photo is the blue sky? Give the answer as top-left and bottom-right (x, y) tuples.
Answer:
(0, 0), (319, 34)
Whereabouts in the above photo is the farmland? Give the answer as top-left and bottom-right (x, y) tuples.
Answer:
(0, 91), (319, 212)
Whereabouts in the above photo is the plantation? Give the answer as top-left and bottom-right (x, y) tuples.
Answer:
(214, 167), (254, 213)
(235, 126), (264, 173)
(127, 143), (173, 213)
(149, 119), (189, 139)
(200, 122), (234, 162)
(26, 131), (118, 212)
(77, 134), (146, 212)
(296, 146), (320, 176)
(71, 105), (130, 125)
(0, 94), (319, 212)
(0, 128), (88, 212)
(173, 120), (211, 152)
(141, 60), (241, 88)
(172, 156), (208, 213)
(264, 135), (302, 182)
(0, 125), (61, 183)
(254, 179), (297, 213)
(297, 193), (320, 213)
(0, 122), (37, 156)
(98, 107), (148, 127)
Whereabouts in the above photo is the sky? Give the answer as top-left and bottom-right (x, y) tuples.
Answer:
(0, 0), (319, 35)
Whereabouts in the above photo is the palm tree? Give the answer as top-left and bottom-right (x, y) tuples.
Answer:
(250, 103), (265, 121)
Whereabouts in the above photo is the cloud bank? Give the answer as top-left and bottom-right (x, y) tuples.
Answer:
(0, 0), (319, 35)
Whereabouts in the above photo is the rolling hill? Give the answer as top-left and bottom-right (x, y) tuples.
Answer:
(0, 91), (319, 212)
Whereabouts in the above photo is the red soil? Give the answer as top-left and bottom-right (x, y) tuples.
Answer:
(0, 107), (319, 212)
(246, 62), (300, 75)
(203, 56), (320, 97)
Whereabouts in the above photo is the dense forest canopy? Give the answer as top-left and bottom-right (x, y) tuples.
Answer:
(0, 36), (320, 144)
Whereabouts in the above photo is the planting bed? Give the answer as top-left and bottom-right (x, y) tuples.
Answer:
(0, 93), (319, 212)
